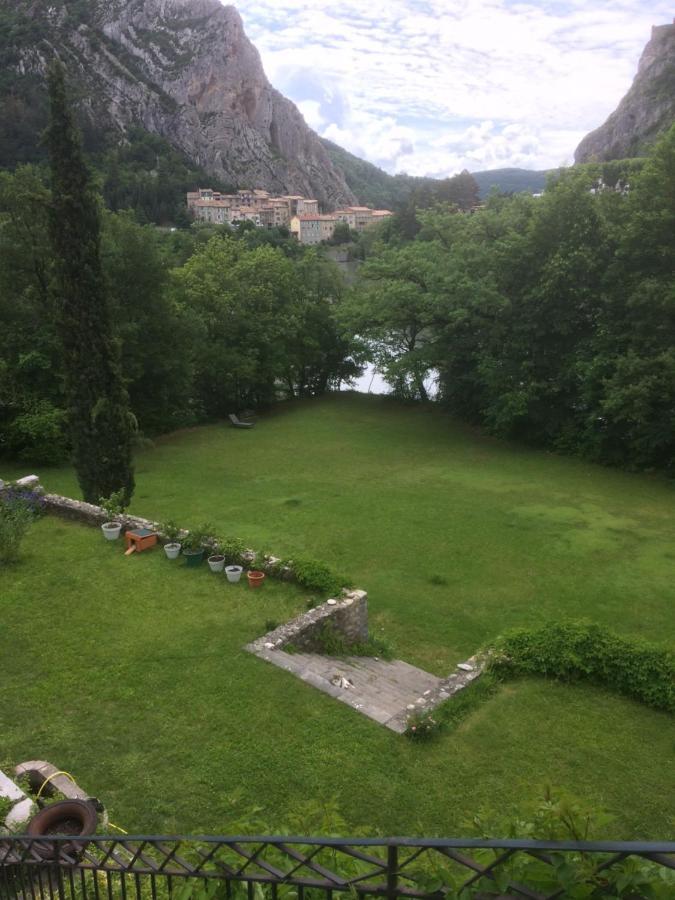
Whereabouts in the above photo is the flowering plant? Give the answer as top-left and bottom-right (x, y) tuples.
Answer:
(404, 710), (442, 741)
(0, 483), (45, 563)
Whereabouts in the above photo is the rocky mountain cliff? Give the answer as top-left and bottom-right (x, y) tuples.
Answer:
(0, 0), (355, 206)
(575, 20), (675, 163)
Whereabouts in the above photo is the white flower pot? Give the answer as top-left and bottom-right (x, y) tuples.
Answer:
(101, 522), (122, 541)
(208, 555), (225, 573)
(164, 543), (181, 560)
(225, 565), (243, 583)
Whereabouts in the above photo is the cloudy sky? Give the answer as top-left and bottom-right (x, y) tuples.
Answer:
(234, 1), (671, 177)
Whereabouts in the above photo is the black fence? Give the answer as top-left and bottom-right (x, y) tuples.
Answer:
(1, 834), (674, 900)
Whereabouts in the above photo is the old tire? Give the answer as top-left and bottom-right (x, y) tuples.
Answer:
(26, 799), (98, 859)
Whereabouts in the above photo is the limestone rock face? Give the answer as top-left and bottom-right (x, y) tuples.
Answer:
(12, 0), (355, 206)
(575, 21), (675, 163)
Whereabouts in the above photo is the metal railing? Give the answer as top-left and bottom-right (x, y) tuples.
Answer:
(1, 834), (674, 900)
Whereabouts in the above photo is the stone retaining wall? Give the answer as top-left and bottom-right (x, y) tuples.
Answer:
(247, 590), (368, 656)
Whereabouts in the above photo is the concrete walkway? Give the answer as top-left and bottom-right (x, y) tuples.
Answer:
(247, 645), (483, 733)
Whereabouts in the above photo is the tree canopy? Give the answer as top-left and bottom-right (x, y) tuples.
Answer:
(343, 126), (675, 472)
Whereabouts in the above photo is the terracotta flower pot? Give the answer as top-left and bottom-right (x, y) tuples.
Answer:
(247, 570), (265, 588)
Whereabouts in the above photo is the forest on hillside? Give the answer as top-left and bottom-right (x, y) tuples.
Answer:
(0, 124), (673, 474)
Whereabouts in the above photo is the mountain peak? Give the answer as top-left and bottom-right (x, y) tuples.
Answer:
(575, 20), (675, 163)
(1, 0), (355, 206)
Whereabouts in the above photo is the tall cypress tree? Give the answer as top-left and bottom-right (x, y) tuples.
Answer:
(45, 63), (135, 504)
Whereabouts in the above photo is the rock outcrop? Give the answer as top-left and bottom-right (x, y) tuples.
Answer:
(6, 0), (355, 207)
(575, 20), (675, 163)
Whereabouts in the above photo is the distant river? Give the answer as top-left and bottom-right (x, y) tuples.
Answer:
(345, 364), (439, 397)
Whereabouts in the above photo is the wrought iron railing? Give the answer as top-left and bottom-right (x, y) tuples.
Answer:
(1, 834), (674, 899)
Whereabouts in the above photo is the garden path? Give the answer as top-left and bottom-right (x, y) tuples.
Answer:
(248, 646), (482, 733)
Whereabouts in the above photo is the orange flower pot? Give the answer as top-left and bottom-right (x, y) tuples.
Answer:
(247, 570), (265, 588)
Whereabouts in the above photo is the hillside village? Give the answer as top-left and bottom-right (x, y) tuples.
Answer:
(188, 188), (393, 243)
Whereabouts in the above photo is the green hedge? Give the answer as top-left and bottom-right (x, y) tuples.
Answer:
(281, 555), (351, 597)
(487, 621), (674, 712)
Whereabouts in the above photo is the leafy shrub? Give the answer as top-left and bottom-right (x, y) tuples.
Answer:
(180, 788), (674, 896)
(220, 535), (246, 565)
(283, 556), (351, 596)
(410, 786), (675, 896)
(159, 519), (182, 543)
(2, 484), (46, 516)
(99, 489), (127, 520)
(404, 710), (442, 741)
(487, 621), (674, 712)
(182, 523), (213, 553)
(4, 400), (69, 465)
(0, 484), (44, 563)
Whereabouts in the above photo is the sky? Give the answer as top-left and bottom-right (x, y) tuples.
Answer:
(233, 1), (672, 177)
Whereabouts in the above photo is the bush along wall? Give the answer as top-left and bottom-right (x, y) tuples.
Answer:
(486, 621), (674, 713)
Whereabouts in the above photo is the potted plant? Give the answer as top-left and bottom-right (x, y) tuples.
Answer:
(222, 535), (245, 582)
(181, 524), (210, 568)
(160, 520), (182, 560)
(247, 570), (265, 589)
(225, 565), (243, 583)
(207, 539), (225, 573)
(99, 490), (127, 541)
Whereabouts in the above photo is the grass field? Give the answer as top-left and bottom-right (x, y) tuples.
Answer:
(2, 394), (674, 838)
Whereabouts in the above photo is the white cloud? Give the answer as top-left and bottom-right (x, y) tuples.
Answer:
(233, 0), (673, 175)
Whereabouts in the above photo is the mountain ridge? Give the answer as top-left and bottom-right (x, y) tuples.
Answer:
(0, 0), (356, 206)
(321, 139), (550, 206)
(575, 20), (675, 163)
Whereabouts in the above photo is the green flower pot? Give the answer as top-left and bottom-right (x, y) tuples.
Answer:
(183, 549), (204, 568)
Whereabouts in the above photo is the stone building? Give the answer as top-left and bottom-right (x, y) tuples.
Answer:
(188, 188), (391, 236)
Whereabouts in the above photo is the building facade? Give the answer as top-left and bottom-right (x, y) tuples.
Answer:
(188, 189), (392, 240)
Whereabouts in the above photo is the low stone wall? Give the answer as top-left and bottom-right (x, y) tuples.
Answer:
(2, 474), (349, 603)
(247, 590), (368, 656)
(0, 477), (292, 578)
(385, 654), (486, 733)
(43, 492), (159, 533)
(39, 492), (298, 578)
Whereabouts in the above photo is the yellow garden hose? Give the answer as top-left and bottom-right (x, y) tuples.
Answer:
(35, 770), (77, 802)
(34, 768), (127, 833)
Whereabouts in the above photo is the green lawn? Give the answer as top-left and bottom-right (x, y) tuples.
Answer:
(2, 394), (674, 838)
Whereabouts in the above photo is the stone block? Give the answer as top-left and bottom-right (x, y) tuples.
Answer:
(5, 798), (35, 831)
(0, 767), (36, 833)
(16, 475), (40, 489)
(0, 770), (25, 803)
